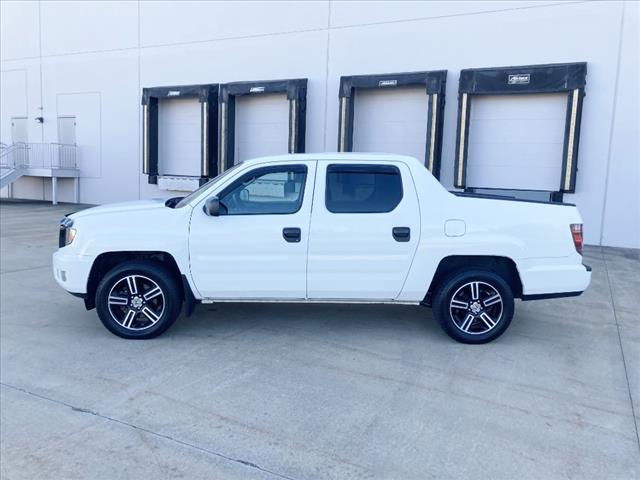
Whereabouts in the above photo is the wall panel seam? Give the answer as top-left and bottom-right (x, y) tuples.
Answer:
(599, 1), (626, 246)
(11, 1), (591, 60)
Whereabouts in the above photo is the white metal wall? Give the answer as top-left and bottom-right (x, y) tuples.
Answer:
(0, 1), (638, 248)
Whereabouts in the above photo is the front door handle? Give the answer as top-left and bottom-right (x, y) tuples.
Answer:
(282, 227), (301, 243)
(392, 227), (411, 242)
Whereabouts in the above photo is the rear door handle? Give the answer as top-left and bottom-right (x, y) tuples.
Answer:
(392, 227), (410, 242)
(282, 227), (301, 243)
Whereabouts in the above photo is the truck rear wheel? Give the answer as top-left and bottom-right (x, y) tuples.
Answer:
(95, 261), (182, 339)
(432, 270), (514, 344)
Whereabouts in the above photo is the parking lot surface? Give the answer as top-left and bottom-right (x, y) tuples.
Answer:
(1, 200), (638, 479)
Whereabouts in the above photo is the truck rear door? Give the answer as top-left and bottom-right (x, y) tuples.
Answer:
(307, 161), (420, 300)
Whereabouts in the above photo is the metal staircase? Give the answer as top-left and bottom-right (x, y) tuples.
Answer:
(0, 168), (25, 189)
(0, 142), (80, 204)
(0, 143), (26, 189)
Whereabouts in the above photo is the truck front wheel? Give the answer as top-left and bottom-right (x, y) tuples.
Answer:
(432, 270), (514, 344)
(95, 261), (182, 339)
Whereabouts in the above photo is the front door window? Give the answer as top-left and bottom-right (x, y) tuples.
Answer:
(218, 165), (307, 215)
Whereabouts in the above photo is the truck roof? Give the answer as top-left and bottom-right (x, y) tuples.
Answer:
(240, 152), (422, 165)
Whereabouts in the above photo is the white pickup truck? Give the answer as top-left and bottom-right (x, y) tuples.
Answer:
(53, 153), (591, 343)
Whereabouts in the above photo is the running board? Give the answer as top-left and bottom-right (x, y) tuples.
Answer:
(200, 298), (420, 305)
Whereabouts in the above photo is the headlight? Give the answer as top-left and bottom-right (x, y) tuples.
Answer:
(66, 228), (77, 245)
(59, 216), (76, 247)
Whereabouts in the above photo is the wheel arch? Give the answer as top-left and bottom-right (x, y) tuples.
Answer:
(85, 251), (189, 310)
(423, 255), (523, 306)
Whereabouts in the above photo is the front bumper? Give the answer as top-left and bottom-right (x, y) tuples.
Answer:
(52, 249), (94, 295)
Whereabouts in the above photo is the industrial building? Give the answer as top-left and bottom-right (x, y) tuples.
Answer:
(1, 1), (638, 247)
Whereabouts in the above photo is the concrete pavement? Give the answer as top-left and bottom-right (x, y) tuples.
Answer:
(1, 200), (638, 479)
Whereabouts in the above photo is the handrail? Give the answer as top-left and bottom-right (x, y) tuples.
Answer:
(0, 144), (25, 168)
(0, 143), (23, 160)
(0, 142), (78, 169)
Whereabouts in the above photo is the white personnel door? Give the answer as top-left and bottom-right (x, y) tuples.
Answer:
(189, 161), (316, 299)
(307, 161), (420, 300)
(57, 116), (76, 144)
(11, 117), (28, 166)
(11, 117), (28, 143)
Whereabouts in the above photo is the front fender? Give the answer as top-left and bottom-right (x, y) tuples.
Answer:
(70, 206), (192, 275)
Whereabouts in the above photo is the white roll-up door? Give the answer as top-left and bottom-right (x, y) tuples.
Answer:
(352, 87), (428, 162)
(158, 97), (201, 177)
(466, 93), (567, 191)
(234, 93), (289, 164)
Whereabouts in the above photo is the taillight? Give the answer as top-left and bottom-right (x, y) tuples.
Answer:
(570, 223), (583, 254)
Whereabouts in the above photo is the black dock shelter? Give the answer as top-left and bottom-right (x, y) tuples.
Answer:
(141, 84), (219, 185)
(454, 62), (587, 199)
(218, 78), (308, 172)
(337, 70), (447, 179)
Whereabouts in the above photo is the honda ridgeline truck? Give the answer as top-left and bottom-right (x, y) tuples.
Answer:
(53, 153), (591, 343)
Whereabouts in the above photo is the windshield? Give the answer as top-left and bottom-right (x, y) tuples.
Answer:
(174, 163), (244, 208)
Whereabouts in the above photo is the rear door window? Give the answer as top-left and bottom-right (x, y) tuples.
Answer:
(325, 164), (403, 213)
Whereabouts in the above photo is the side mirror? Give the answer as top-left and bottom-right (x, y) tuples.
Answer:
(203, 196), (220, 216)
(164, 196), (184, 208)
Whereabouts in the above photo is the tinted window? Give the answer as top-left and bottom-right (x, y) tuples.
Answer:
(175, 163), (244, 208)
(325, 164), (403, 213)
(218, 165), (307, 215)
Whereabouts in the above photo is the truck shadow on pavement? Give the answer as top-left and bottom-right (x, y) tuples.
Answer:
(171, 302), (447, 342)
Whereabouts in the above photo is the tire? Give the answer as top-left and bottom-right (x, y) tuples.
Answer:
(432, 269), (514, 344)
(95, 261), (182, 339)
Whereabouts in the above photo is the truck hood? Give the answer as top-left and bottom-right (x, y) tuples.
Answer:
(69, 199), (167, 220)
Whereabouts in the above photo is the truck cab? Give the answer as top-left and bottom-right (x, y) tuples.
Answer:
(53, 153), (591, 343)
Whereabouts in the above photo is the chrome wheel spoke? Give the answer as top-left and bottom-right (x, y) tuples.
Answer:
(126, 276), (138, 295)
(122, 309), (136, 328)
(141, 307), (160, 324)
(143, 286), (162, 301)
(108, 295), (128, 306)
(479, 312), (496, 329)
(470, 282), (480, 300)
(451, 299), (469, 310)
(460, 314), (474, 332)
(483, 293), (502, 307)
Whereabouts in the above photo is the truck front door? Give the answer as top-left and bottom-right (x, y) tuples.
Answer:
(189, 161), (316, 299)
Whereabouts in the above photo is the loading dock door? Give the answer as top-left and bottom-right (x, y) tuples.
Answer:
(466, 93), (566, 191)
(158, 97), (201, 177)
(352, 87), (429, 162)
(142, 84), (219, 186)
(338, 71), (447, 178)
(454, 63), (587, 196)
(218, 79), (307, 172)
(234, 93), (289, 164)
